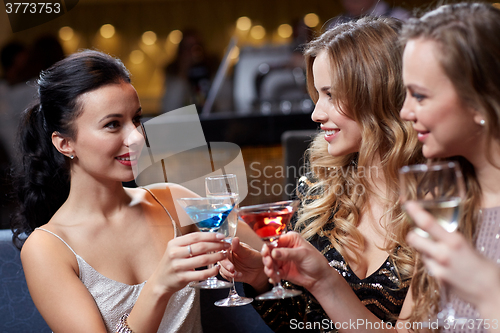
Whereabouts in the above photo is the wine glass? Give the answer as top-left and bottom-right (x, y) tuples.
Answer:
(399, 161), (467, 326)
(237, 200), (302, 300)
(177, 196), (235, 289)
(206, 174), (253, 307)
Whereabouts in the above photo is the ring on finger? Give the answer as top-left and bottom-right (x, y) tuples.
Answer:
(187, 244), (193, 257)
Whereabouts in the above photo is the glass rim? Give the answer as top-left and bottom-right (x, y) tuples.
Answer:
(205, 174), (237, 180)
(177, 195), (238, 202)
(399, 161), (459, 174)
(238, 200), (299, 213)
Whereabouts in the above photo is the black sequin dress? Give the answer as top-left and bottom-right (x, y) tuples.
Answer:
(246, 174), (410, 333)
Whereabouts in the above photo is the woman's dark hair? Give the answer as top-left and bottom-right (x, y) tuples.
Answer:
(11, 49), (131, 247)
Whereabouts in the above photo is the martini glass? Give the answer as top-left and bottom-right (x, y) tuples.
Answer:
(206, 174), (253, 306)
(237, 200), (302, 300)
(177, 196), (235, 289)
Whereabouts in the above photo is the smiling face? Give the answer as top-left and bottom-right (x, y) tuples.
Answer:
(400, 38), (483, 160)
(68, 82), (144, 183)
(311, 51), (362, 157)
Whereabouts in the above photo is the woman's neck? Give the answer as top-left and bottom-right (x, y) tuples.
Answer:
(66, 173), (132, 220)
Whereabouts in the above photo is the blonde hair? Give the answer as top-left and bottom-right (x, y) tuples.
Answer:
(401, 3), (500, 327)
(296, 17), (423, 288)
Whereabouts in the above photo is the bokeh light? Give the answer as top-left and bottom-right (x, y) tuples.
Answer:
(277, 24), (293, 39)
(168, 30), (183, 44)
(250, 25), (266, 39)
(100, 24), (115, 38)
(142, 31), (157, 45)
(59, 26), (74, 41)
(130, 50), (144, 64)
(304, 13), (320, 28)
(236, 16), (252, 31)
(230, 46), (240, 60)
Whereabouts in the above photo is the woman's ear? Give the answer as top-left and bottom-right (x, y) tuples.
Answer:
(51, 131), (75, 158)
(473, 113), (486, 126)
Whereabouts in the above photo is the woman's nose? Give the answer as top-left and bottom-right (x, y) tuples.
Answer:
(400, 97), (416, 122)
(125, 123), (145, 148)
(311, 102), (328, 123)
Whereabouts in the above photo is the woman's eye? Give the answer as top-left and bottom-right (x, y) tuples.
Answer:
(412, 92), (425, 102)
(133, 114), (143, 125)
(104, 120), (120, 129)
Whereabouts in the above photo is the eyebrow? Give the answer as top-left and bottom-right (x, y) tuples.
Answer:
(315, 86), (331, 94)
(405, 84), (428, 92)
(98, 107), (142, 123)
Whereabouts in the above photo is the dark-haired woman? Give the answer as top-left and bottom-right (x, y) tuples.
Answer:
(12, 49), (230, 332)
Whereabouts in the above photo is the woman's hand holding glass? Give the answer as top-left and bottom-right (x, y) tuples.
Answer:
(237, 200), (302, 300)
(261, 231), (332, 294)
(176, 196), (235, 289)
(399, 161), (466, 326)
(205, 174), (253, 306)
(158, 232), (230, 293)
(405, 202), (500, 317)
(219, 237), (271, 294)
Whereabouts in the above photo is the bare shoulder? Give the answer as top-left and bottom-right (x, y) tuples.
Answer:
(20, 227), (108, 332)
(21, 227), (77, 274)
(143, 182), (198, 198)
(139, 183), (199, 234)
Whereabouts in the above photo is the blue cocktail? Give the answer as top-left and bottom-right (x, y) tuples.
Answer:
(183, 204), (234, 232)
(177, 196), (237, 289)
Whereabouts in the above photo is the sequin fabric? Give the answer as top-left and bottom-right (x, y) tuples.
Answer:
(36, 188), (202, 333)
(441, 206), (500, 333)
(249, 174), (410, 333)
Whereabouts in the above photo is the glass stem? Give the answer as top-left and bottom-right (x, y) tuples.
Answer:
(227, 278), (239, 298)
(438, 285), (456, 322)
(270, 241), (285, 296)
(206, 257), (218, 282)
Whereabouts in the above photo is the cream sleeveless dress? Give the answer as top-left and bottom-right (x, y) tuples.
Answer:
(37, 188), (202, 333)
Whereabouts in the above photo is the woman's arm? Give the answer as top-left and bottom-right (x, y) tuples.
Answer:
(23, 229), (230, 333)
(126, 231), (230, 331)
(262, 232), (413, 333)
(21, 231), (109, 332)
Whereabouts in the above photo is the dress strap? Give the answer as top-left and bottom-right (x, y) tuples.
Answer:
(35, 228), (78, 256)
(142, 187), (180, 237)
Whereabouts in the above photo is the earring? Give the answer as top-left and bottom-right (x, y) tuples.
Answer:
(480, 119), (486, 126)
(69, 155), (74, 159)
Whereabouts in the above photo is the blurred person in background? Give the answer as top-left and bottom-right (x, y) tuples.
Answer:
(0, 35), (64, 229)
(329, 0), (411, 27)
(161, 29), (218, 113)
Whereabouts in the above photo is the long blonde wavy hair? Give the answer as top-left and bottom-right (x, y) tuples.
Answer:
(400, 3), (500, 328)
(295, 17), (424, 287)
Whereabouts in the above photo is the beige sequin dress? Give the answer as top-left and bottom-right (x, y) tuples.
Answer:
(441, 207), (500, 333)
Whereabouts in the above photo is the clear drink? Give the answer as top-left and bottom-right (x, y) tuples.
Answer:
(206, 193), (238, 242)
(410, 197), (461, 238)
